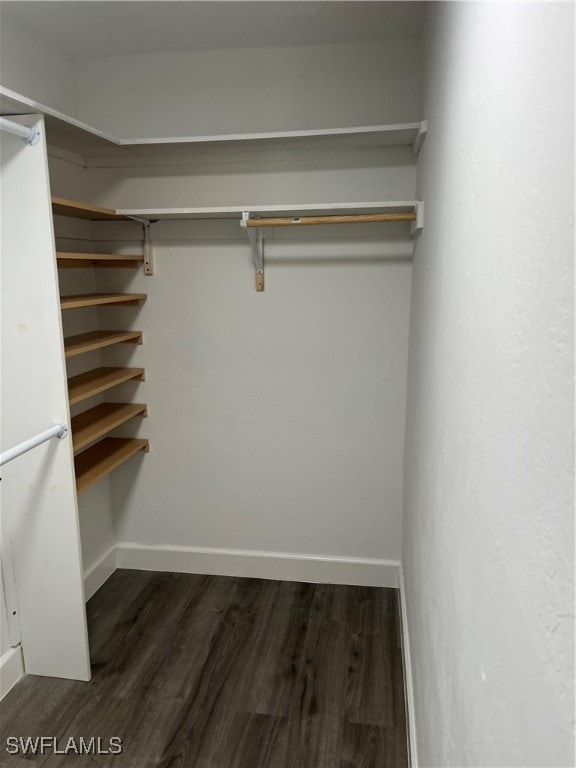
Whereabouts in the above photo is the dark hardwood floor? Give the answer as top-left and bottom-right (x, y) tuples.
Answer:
(0, 571), (408, 768)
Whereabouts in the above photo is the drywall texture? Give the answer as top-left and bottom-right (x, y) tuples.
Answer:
(76, 40), (421, 138)
(403, 3), (574, 766)
(72, 146), (417, 210)
(91, 220), (412, 563)
(0, 15), (78, 117)
(47, 142), (416, 574)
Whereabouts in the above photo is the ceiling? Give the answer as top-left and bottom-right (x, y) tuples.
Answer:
(0, 1), (426, 59)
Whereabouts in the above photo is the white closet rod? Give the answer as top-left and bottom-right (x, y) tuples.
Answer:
(0, 117), (41, 146)
(0, 423), (69, 467)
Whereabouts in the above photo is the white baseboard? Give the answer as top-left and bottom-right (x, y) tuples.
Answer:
(398, 563), (418, 766)
(0, 646), (24, 700)
(116, 543), (400, 588)
(83, 545), (117, 601)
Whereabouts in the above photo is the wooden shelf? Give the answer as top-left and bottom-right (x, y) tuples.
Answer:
(52, 196), (127, 220)
(75, 437), (149, 494)
(57, 252), (144, 269)
(64, 330), (142, 357)
(60, 293), (147, 310)
(71, 402), (147, 453)
(68, 367), (145, 405)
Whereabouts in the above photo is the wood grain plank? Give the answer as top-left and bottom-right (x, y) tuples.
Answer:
(68, 367), (145, 405)
(245, 212), (416, 227)
(71, 402), (147, 452)
(0, 573), (408, 768)
(341, 722), (408, 768)
(60, 293), (146, 310)
(75, 438), (149, 493)
(57, 252), (143, 262)
(52, 196), (127, 221)
(64, 330), (142, 357)
(57, 252), (143, 269)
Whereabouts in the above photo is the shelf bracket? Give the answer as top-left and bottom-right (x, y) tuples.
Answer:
(126, 216), (155, 276)
(410, 201), (424, 236)
(241, 212), (264, 292)
(412, 120), (428, 156)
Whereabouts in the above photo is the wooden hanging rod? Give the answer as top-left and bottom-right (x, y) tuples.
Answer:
(244, 212), (416, 228)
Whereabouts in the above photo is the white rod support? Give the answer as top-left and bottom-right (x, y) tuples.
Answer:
(0, 117), (41, 146)
(242, 212), (265, 290)
(126, 215), (154, 275)
(0, 423), (69, 467)
(410, 201), (425, 236)
(143, 222), (154, 276)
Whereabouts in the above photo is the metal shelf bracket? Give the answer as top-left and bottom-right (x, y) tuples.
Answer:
(241, 212), (264, 292)
(127, 216), (155, 275)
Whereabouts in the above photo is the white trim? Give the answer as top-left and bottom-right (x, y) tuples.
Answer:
(399, 563), (418, 766)
(0, 646), (24, 700)
(1, 88), (426, 167)
(117, 200), (419, 221)
(83, 546), (117, 602)
(116, 543), (399, 588)
(0, 89), (421, 149)
(118, 121), (421, 147)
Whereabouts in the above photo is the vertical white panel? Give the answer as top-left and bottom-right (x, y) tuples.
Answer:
(0, 115), (90, 680)
(0, 568), (15, 655)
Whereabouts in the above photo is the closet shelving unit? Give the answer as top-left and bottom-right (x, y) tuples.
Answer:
(3, 89), (426, 446)
(5, 87), (427, 288)
(117, 200), (423, 291)
(53, 196), (149, 494)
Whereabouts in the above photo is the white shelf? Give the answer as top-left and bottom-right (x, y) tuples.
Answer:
(1, 86), (426, 159)
(115, 122), (423, 149)
(118, 201), (419, 221)
(0, 88), (117, 153)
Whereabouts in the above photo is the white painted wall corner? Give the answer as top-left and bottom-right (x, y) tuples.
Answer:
(0, 646), (24, 700)
(399, 563), (418, 767)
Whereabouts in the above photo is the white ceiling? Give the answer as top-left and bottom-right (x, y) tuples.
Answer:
(0, 1), (426, 58)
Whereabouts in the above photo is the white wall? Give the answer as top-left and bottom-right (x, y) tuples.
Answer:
(403, 3), (574, 766)
(0, 16), (78, 117)
(92, 218), (412, 569)
(76, 146), (416, 210)
(76, 40), (421, 138)
(47, 141), (416, 581)
(1, 116), (90, 680)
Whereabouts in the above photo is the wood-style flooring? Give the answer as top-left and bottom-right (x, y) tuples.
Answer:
(0, 571), (408, 768)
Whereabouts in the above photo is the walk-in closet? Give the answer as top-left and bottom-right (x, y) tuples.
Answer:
(0, 3), (573, 767)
